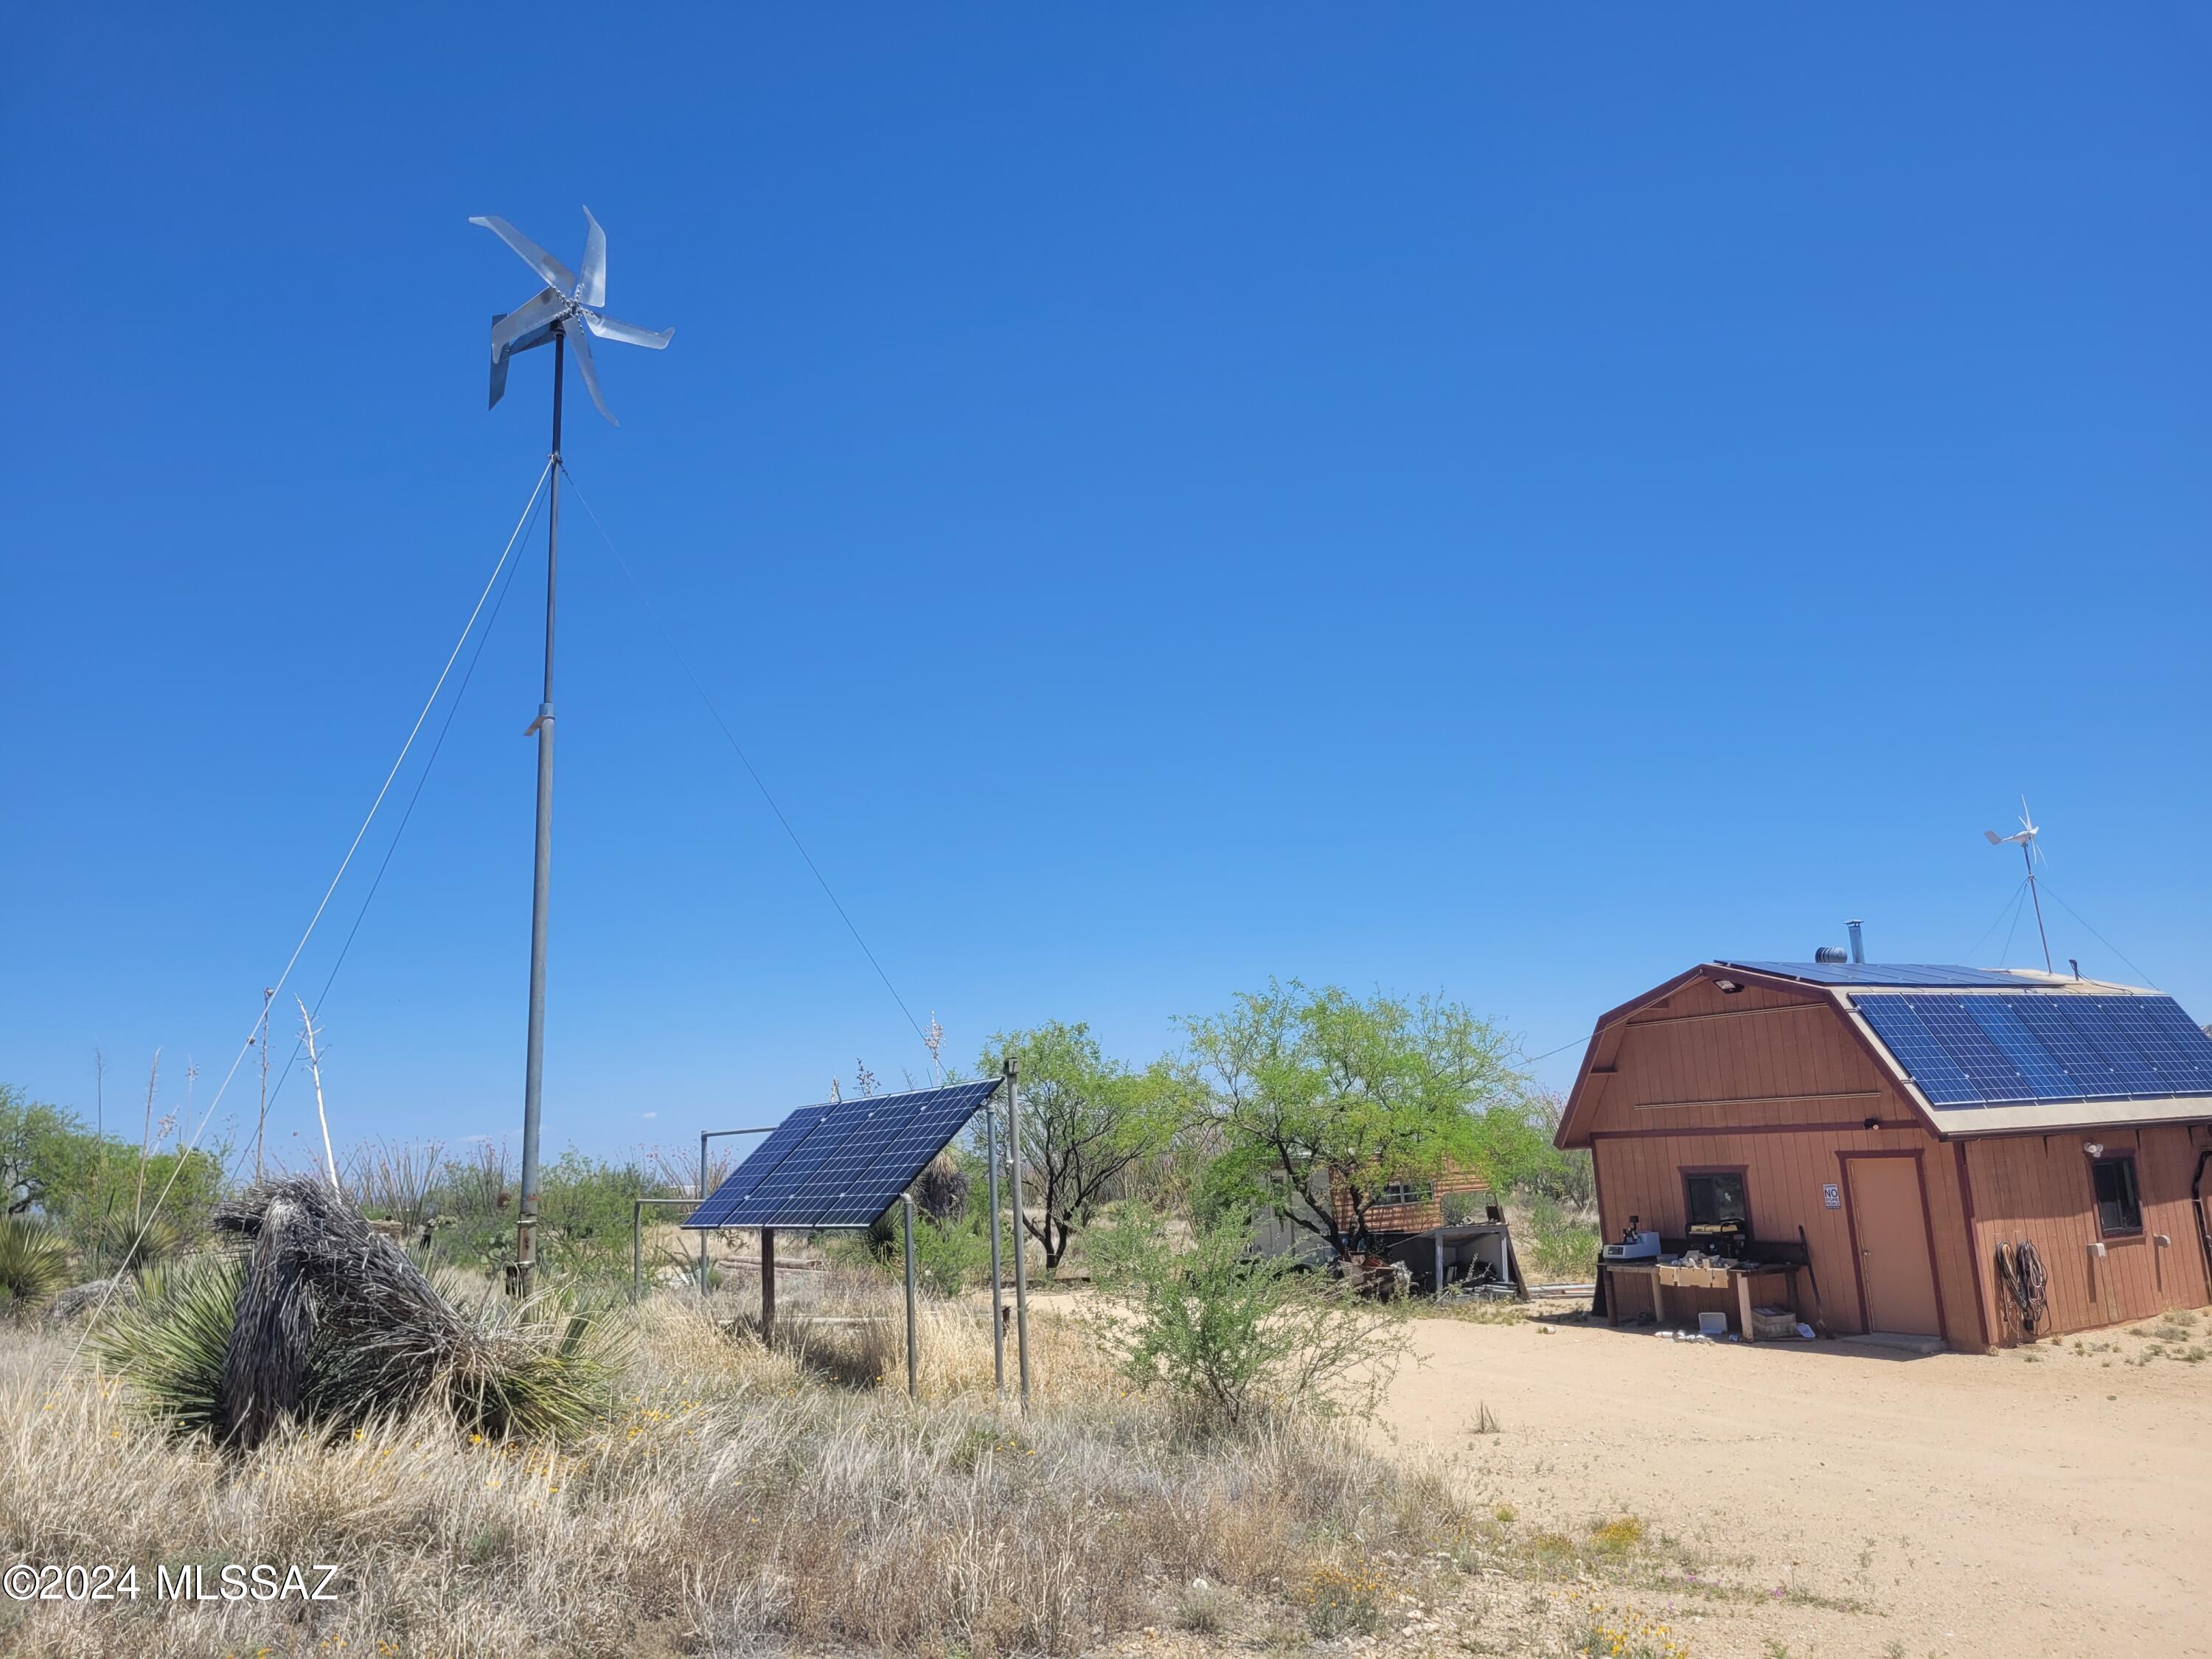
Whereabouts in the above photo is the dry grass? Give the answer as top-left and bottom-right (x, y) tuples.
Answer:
(0, 1267), (1479, 1658)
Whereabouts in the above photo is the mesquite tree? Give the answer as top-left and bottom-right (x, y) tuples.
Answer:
(981, 1021), (1184, 1270)
(1181, 981), (1532, 1260)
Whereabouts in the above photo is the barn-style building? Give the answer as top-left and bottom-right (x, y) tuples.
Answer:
(1556, 960), (2212, 1349)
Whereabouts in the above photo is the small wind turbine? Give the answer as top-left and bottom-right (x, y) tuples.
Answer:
(1985, 798), (2052, 973)
(473, 206), (672, 1294)
(473, 208), (673, 424)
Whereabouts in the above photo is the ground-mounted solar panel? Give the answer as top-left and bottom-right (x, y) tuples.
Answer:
(1720, 961), (2031, 989)
(802, 1079), (1006, 1228)
(762, 1092), (933, 1228)
(709, 1094), (888, 1227)
(1854, 991), (2212, 1110)
(685, 1104), (838, 1228)
(685, 1079), (1006, 1231)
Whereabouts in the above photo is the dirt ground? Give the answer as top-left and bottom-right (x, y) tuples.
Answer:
(1365, 1304), (2212, 1658)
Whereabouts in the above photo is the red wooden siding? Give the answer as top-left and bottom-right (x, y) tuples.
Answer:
(1582, 972), (1983, 1349)
(1964, 1124), (2211, 1341)
(1593, 1124), (1985, 1349)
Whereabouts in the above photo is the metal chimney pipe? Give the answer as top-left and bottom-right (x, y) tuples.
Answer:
(1846, 919), (1864, 964)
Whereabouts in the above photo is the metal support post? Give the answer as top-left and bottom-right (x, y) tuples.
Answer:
(689, 1124), (780, 1306)
(984, 1104), (1005, 1394)
(1004, 1057), (1032, 1408)
(760, 1227), (776, 1340)
(515, 328), (565, 1298)
(901, 1194), (919, 1400)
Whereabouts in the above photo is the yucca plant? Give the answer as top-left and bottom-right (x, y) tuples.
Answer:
(87, 1255), (244, 1437)
(0, 1216), (75, 1317)
(77, 1208), (198, 1274)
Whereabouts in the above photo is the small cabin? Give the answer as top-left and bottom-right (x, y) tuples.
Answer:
(1555, 960), (2212, 1349)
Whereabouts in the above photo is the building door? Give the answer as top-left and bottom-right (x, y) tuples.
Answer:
(1846, 1156), (1941, 1337)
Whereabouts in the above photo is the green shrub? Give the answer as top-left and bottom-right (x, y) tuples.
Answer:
(0, 1216), (74, 1315)
(1082, 1207), (1408, 1429)
(911, 1214), (989, 1298)
(1516, 1193), (1600, 1283)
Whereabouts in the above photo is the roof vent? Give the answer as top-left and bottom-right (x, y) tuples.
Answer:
(1847, 919), (1865, 964)
(1814, 946), (1850, 964)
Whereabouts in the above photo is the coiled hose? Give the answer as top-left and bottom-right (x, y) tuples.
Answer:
(1994, 1238), (2049, 1341)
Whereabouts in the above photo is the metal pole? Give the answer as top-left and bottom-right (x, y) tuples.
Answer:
(902, 1193), (919, 1400)
(515, 327), (565, 1297)
(2023, 842), (2053, 973)
(759, 1227), (776, 1341)
(699, 1130), (712, 1296)
(985, 1104), (1005, 1394)
(1004, 1057), (1032, 1408)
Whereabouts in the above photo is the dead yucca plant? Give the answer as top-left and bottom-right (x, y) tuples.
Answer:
(90, 1176), (619, 1450)
(0, 1217), (75, 1318)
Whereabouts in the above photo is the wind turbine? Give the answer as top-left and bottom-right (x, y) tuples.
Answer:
(473, 206), (672, 1294)
(473, 208), (673, 424)
(1985, 799), (2052, 973)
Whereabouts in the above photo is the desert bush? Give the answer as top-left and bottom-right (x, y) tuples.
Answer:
(911, 1213), (990, 1298)
(1515, 1193), (1600, 1283)
(1082, 1206), (1409, 1428)
(347, 1135), (445, 1228)
(0, 1216), (73, 1317)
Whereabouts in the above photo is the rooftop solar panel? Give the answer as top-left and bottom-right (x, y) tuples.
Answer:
(1854, 998), (1984, 1106)
(1854, 991), (2212, 1110)
(685, 1079), (1004, 1231)
(1720, 961), (2031, 988)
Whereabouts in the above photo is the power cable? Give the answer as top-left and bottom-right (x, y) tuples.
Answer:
(1965, 877), (2029, 965)
(559, 464), (936, 1061)
(1998, 878), (2030, 967)
(259, 485), (546, 1120)
(2034, 881), (2160, 988)
(69, 462), (554, 1351)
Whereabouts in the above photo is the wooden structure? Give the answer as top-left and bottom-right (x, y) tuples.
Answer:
(1330, 1167), (1495, 1238)
(1599, 1259), (1800, 1341)
(1557, 961), (2212, 1350)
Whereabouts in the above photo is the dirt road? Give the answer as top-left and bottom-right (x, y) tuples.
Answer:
(1381, 1309), (2211, 1657)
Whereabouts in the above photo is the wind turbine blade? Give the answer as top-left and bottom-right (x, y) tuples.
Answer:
(576, 206), (607, 307)
(565, 319), (617, 425)
(585, 310), (674, 349)
(470, 216), (577, 296)
(492, 288), (568, 361)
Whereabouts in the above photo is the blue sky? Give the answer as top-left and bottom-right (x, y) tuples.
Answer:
(5, 7), (2208, 1169)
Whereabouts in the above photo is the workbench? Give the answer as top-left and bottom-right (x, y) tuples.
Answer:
(1600, 1259), (1801, 1340)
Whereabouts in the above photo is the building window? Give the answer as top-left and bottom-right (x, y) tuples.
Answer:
(2091, 1155), (2142, 1237)
(1683, 1169), (1748, 1229)
(1378, 1180), (1430, 1206)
